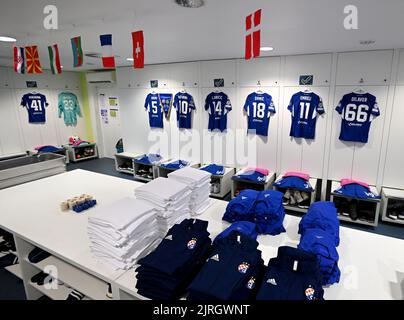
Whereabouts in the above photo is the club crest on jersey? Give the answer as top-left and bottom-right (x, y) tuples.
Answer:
(238, 262), (250, 274)
(246, 277), (256, 290)
(305, 287), (315, 300)
(187, 238), (197, 250)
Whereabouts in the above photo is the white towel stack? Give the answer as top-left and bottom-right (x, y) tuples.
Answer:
(134, 177), (191, 237)
(168, 167), (212, 216)
(87, 197), (160, 270)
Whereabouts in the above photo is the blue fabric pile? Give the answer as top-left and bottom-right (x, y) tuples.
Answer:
(200, 164), (225, 176)
(232, 170), (268, 184)
(223, 190), (286, 236)
(134, 153), (162, 165)
(298, 201), (341, 285)
(333, 183), (380, 200)
(273, 176), (313, 191)
(214, 221), (258, 244)
(160, 159), (189, 170)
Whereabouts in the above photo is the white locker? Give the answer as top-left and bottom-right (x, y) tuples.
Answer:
(238, 57), (281, 87)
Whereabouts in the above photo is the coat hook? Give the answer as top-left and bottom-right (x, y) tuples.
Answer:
(257, 80), (261, 86)
(359, 78), (364, 84)
(182, 82), (185, 87)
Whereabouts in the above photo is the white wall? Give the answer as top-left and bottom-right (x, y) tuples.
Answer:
(113, 49), (404, 190)
(0, 67), (87, 156)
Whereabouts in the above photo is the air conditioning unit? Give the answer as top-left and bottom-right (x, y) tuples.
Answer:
(86, 71), (116, 84)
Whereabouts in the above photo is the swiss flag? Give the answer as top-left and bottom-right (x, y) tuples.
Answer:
(132, 31), (144, 69)
(245, 9), (262, 60)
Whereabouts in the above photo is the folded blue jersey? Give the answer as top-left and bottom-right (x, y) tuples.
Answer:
(333, 183), (380, 200)
(161, 159), (189, 170)
(256, 247), (324, 301)
(214, 221), (258, 244)
(37, 145), (64, 153)
(299, 202), (340, 247)
(253, 190), (286, 235)
(273, 176), (313, 191)
(223, 190), (259, 223)
(298, 229), (339, 263)
(200, 164), (225, 176)
(232, 170), (267, 184)
(135, 153), (162, 165)
(188, 231), (264, 301)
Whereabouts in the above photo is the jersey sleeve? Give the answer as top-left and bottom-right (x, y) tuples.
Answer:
(58, 95), (63, 118)
(20, 94), (27, 107)
(173, 95), (178, 110)
(42, 95), (49, 107)
(287, 95), (294, 113)
(371, 97), (380, 117)
(75, 95), (82, 117)
(268, 95), (276, 114)
(204, 95), (210, 113)
(224, 95), (232, 114)
(189, 95), (196, 110)
(335, 96), (346, 115)
(317, 96), (325, 115)
(144, 94), (150, 111)
(243, 95), (250, 113)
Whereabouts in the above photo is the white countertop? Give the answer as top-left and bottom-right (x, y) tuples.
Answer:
(1, 169), (403, 300)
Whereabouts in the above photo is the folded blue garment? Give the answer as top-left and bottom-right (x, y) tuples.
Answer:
(299, 202), (340, 247)
(333, 183), (380, 200)
(232, 170), (267, 184)
(223, 190), (259, 223)
(135, 153), (162, 165)
(214, 221), (258, 243)
(273, 176), (313, 191)
(37, 145), (64, 153)
(200, 164), (225, 176)
(161, 159), (189, 170)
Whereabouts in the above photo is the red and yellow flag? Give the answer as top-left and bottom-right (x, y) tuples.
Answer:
(25, 46), (43, 74)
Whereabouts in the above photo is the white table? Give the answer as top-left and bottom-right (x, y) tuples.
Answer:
(1, 169), (403, 300)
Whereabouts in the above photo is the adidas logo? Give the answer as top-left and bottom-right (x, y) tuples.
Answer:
(267, 278), (277, 286)
(241, 196), (248, 200)
(264, 194), (270, 198)
(210, 254), (220, 262)
(165, 235), (173, 240)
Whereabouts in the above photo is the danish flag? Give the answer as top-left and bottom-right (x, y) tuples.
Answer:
(245, 9), (262, 60)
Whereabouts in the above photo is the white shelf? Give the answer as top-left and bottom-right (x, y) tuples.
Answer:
(117, 168), (134, 175)
(30, 281), (71, 300)
(134, 175), (152, 182)
(5, 263), (22, 279)
(29, 255), (110, 300)
(338, 214), (376, 227)
(381, 187), (404, 225)
(284, 205), (309, 213)
(74, 155), (98, 162)
(115, 152), (141, 159)
(115, 267), (148, 300)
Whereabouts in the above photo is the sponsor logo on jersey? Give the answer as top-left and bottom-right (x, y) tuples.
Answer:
(298, 121), (308, 125)
(348, 123), (363, 127)
(267, 278), (277, 286)
(256, 176), (266, 182)
(210, 254), (220, 262)
(246, 277), (256, 290)
(238, 262), (250, 274)
(187, 238), (197, 250)
(305, 286), (315, 300)
(165, 235), (173, 240)
(264, 193), (270, 198)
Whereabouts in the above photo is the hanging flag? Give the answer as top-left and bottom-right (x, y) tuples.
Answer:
(13, 46), (25, 74)
(25, 46), (43, 74)
(48, 44), (62, 74)
(245, 9), (262, 60)
(99, 34), (115, 68)
(132, 31), (144, 69)
(71, 36), (83, 67)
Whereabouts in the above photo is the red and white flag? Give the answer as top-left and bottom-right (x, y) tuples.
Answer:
(13, 46), (25, 74)
(132, 31), (144, 69)
(245, 9), (262, 60)
(100, 34), (115, 68)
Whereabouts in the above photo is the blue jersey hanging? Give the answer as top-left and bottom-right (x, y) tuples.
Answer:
(288, 91), (325, 139)
(20, 92), (49, 123)
(173, 92), (196, 129)
(243, 92), (276, 136)
(158, 93), (173, 120)
(144, 93), (164, 128)
(335, 92), (380, 143)
(204, 92), (232, 131)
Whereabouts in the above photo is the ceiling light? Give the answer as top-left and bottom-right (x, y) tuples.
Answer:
(175, 0), (204, 8)
(359, 40), (375, 45)
(260, 47), (274, 51)
(126, 58), (134, 61)
(0, 36), (17, 42)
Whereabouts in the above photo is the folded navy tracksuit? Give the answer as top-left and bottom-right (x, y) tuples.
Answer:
(136, 219), (212, 300)
(188, 231), (264, 300)
(273, 176), (313, 191)
(298, 228), (341, 286)
(223, 189), (286, 236)
(298, 201), (340, 246)
(256, 246), (324, 300)
(214, 221), (258, 244)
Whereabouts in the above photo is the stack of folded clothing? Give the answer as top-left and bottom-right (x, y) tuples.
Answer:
(223, 189), (286, 236)
(188, 230), (264, 300)
(213, 221), (258, 245)
(135, 219), (211, 300)
(200, 164), (225, 176)
(168, 168), (211, 216)
(134, 153), (163, 165)
(134, 177), (191, 236)
(298, 201), (340, 285)
(273, 172), (313, 208)
(333, 179), (380, 200)
(160, 159), (189, 170)
(87, 197), (160, 270)
(256, 246), (324, 300)
(232, 167), (269, 184)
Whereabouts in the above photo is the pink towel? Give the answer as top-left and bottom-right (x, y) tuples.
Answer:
(341, 179), (369, 188)
(284, 171), (310, 181)
(244, 167), (269, 176)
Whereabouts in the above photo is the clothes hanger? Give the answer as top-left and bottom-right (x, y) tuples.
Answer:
(181, 82), (187, 93)
(256, 80), (263, 94)
(303, 87), (312, 93)
(353, 79), (366, 94)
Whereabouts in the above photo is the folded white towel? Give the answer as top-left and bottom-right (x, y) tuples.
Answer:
(134, 177), (190, 202)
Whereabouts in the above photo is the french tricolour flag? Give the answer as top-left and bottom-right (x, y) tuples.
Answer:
(100, 34), (115, 68)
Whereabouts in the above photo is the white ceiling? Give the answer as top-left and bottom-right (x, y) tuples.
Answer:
(0, 0), (403, 71)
